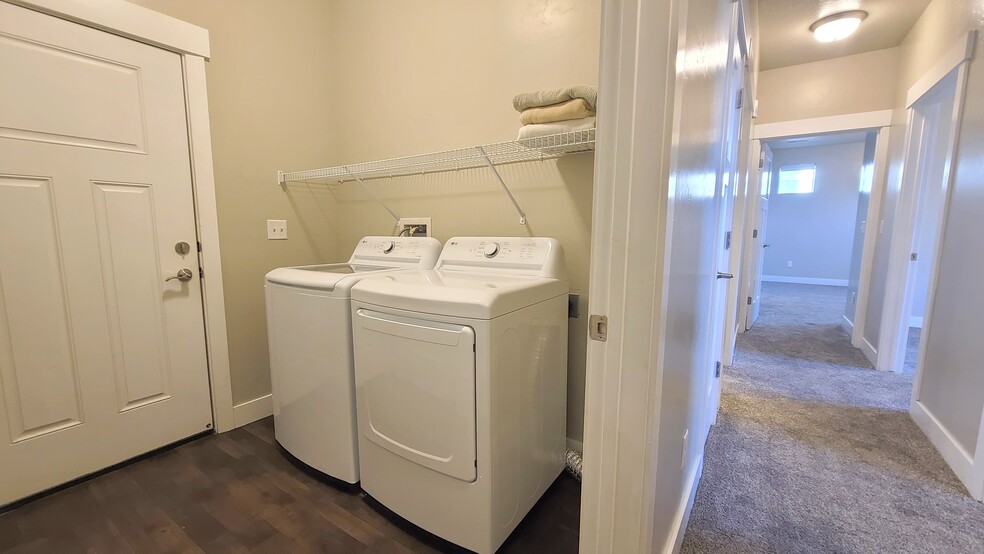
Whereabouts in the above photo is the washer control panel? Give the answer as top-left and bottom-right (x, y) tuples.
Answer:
(349, 236), (442, 267)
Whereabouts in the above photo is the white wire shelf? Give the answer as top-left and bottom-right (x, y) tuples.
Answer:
(277, 128), (595, 186)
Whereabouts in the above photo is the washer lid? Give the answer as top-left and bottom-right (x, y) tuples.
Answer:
(265, 263), (398, 291)
(350, 270), (569, 319)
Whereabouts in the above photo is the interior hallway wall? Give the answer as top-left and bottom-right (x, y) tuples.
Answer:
(328, 0), (601, 443)
(762, 142), (865, 283)
(124, 0), (342, 407)
(755, 48), (900, 124)
(882, 0), (984, 491)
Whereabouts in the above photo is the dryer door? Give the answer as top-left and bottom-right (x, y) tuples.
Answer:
(354, 308), (477, 482)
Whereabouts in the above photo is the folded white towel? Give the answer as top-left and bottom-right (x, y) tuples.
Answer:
(517, 117), (596, 140)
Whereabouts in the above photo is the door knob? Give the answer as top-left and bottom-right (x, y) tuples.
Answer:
(165, 268), (194, 283)
(716, 272), (734, 279)
(763, 243), (771, 248)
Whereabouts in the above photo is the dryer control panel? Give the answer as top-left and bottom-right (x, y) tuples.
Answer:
(437, 237), (566, 279)
(349, 236), (442, 267)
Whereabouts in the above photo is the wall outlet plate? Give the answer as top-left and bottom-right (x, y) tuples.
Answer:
(397, 217), (431, 237)
(267, 219), (287, 240)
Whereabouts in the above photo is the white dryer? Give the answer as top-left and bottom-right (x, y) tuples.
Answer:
(264, 236), (441, 483)
(350, 237), (569, 553)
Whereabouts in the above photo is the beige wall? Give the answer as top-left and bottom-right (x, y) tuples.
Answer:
(329, 0), (601, 442)
(755, 48), (901, 123)
(126, 0), (342, 405)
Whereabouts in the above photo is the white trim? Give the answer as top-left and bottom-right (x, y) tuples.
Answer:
(909, 316), (924, 328)
(667, 455), (704, 554)
(861, 337), (877, 366)
(852, 127), (891, 347)
(910, 401), (978, 498)
(762, 275), (848, 286)
(183, 56), (235, 433)
(753, 110), (893, 140)
(6, 0), (210, 57)
(841, 314), (854, 336)
(579, 0), (682, 550)
(906, 31), (977, 107)
(233, 394), (274, 428)
(566, 437), (584, 452)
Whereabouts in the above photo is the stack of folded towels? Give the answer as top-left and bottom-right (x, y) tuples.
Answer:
(513, 85), (598, 140)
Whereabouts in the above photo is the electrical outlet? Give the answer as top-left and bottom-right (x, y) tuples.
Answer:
(397, 217), (431, 237)
(786, 260), (793, 268)
(267, 219), (287, 240)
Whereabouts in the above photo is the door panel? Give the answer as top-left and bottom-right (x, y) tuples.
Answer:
(354, 309), (477, 483)
(0, 176), (83, 442)
(0, 2), (212, 505)
(91, 182), (173, 411)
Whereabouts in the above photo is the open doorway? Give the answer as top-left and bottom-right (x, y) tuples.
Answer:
(746, 130), (876, 353)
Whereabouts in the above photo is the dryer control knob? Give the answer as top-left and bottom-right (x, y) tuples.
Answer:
(483, 242), (500, 258)
(382, 241), (396, 254)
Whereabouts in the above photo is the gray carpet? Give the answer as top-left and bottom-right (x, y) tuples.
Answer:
(904, 327), (921, 375)
(680, 282), (984, 553)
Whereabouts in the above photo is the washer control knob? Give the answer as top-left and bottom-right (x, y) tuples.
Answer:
(382, 241), (396, 254)
(483, 242), (500, 258)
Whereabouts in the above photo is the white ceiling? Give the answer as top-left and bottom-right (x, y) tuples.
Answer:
(767, 130), (871, 150)
(757, 0), (931, 70)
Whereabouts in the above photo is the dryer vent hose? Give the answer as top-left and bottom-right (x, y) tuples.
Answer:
(565, 449), (583, 482)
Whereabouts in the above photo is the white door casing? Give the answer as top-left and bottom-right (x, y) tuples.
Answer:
(0, 2), (213, 505)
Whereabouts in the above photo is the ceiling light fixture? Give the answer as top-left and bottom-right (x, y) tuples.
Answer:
(810, 10), (868, 43)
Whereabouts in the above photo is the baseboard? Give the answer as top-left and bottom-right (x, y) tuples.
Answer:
(232, 393), (273, 428)
(665, 454), (705, 554)
(910, 316), (924, 328)
(910, 400), (980, 500)
(861, 337), (878, 367)
(841, 314), (854, 336)
(566, 437), (584, 452)
(762, 275), (848, 287)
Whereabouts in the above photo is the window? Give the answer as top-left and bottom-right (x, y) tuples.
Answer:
(776, 164), (816, 194)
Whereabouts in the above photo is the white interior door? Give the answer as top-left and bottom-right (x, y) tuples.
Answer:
(0, 3), (212, 505)
(745, 144), (772, 329)
(706, 31), (745, 427)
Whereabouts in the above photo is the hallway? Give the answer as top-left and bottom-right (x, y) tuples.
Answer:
(681, 283), (984, 553)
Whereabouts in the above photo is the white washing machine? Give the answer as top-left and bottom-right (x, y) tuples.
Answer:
(350, 237), (569, 553)
(264, 236), (441, 483)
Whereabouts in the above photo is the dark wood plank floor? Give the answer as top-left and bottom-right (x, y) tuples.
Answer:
(0, 417), (580, 553)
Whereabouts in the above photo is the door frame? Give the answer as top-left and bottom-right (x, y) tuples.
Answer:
(740, 109), (893, 362)
(6, 0), (235, 432)
(899, 32), (981, 500)
(878, 31), (976, 375)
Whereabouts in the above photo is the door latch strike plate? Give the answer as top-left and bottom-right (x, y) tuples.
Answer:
(589, 315), (608, 342)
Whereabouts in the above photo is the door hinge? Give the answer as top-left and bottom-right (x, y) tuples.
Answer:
(197, 241), (202, 253)
(752, 229), (758, 239)
(910, 252), (918, 261)
(725, 231), (732, 250)
(199, 267), (205, 278)
(735, 88), (744, 110)
(758, 153), (765, 169)
(747, 296), (752, 305)
(715, 361), (722, 378)
(589, 315), (608, 342)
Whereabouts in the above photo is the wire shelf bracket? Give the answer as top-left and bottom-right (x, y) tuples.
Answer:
(276, 128), (596, 226)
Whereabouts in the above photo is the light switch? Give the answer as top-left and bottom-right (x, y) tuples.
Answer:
(267, 219), (287, 240)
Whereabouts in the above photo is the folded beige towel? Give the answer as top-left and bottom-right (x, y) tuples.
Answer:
(519, 98), (596, 125)
(517, 117), (596, 140)
(513, 85), (598, 112)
